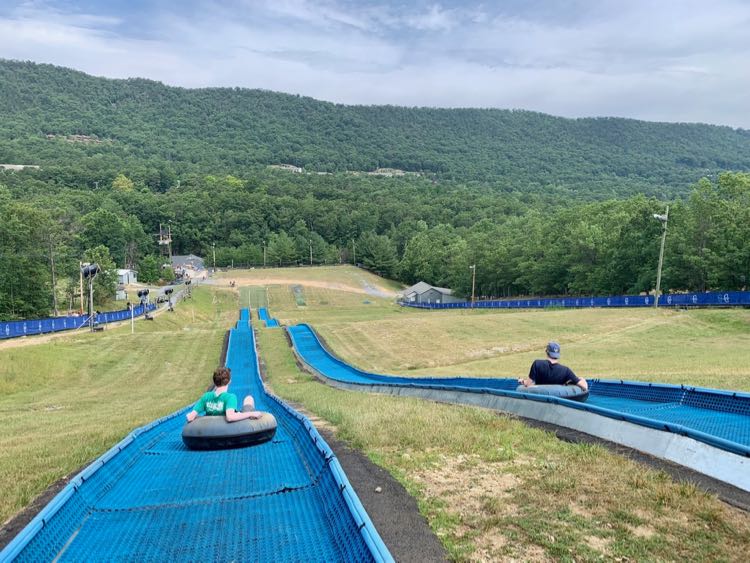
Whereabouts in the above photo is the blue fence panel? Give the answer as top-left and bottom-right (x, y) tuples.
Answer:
(0, 304), (157, 340)
(405, 290), (750, 310)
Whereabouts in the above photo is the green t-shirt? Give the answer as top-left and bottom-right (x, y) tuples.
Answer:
(193, 391), (238, 416)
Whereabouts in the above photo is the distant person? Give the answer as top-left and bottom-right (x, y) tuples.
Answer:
(186, 367), (262, 423)
(517, 341), (588, 391)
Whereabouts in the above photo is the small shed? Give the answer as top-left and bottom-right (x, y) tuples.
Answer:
(117, 269), (138, 285)
(399, 281), (466, 305)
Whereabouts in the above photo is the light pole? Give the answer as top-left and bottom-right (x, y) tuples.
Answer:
(81, 263), (100, 331)
(653, 206), (669, 308)
(212, 242), (216, 271)
(263, 240), (267, 267)
(309, 239), (313, 266)
(469, 264), (476, 308)
(352, 240), (356, 266)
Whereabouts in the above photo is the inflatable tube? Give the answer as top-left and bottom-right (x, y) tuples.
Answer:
(182, 412), (277, 450)
(515, 384), (589, 403)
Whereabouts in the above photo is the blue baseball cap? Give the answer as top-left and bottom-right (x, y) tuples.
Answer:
(546, 341), (561, 359)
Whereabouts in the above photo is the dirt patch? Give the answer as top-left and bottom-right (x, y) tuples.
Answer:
(586, 534), (613, 555)
(411, 453), (521, 558)
(228, 276), (398, 298)
(628, 524), (656, 538)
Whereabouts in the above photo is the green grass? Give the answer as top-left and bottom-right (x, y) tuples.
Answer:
(4, 266), (750, 561)
(257, 326), (750, 562)
(264, 295), (750, 390)
(244, 267), (750, 560)
(0, 287), (237, 524)
(240, 285), (268, 309)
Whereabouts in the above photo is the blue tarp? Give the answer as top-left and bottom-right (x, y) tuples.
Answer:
(405, 290), (750, 310)
(0, 305), (156, 339)
(2, 311), (392, 562)
(288, 323), (750, 458)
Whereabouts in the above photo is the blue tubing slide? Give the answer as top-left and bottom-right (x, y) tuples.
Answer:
(257, 307), (280, 328)
(2, 310), (392, 562)
(287, 323), (750, 491)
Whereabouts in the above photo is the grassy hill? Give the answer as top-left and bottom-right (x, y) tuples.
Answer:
(2, 59), (750, 198)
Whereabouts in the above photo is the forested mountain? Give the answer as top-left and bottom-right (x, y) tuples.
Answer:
(2, 59), (750, 199)
(2, 59), (750, 320)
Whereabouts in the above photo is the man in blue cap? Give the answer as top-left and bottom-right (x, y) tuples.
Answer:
(517, 341), (588, 391)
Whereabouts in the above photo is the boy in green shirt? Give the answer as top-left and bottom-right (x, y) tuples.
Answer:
(186, 366), (262, 423)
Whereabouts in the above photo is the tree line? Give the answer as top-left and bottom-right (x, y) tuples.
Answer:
(1, 166), (748, 320)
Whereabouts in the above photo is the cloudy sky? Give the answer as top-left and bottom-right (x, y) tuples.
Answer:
(1, 0), (749, 128)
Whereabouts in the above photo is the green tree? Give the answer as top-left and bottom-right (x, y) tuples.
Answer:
(357, 232), (398, 276)
(112, 173), (135, 192)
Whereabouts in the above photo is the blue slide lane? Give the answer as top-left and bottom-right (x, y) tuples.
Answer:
(257, 307), (280, 328)
(2, 310), (392, 562)
(288, 324), (750, 458)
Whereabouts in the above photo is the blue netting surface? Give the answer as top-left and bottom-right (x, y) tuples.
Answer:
(257, 307), (280, 328)
(288, 324), (750, 457)
(6, 313), (389, 562)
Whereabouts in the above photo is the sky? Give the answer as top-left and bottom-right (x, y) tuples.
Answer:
(1, 0), (750, 128)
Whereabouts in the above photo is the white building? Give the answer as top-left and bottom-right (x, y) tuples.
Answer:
(117, 269), (138, 285)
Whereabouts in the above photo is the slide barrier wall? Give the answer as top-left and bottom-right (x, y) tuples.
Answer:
(287, 323), (750, 490)
(405, 290), (750, 310)
(1, 310), (392, 562)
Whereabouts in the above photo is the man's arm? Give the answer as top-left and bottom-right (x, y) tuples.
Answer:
(518, 362), (537, 387)
(567, 368), (588, 391)
(225, 409), (263, 422)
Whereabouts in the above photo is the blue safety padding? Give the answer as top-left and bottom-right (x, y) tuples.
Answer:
(287, 323), (750, 458)
(2, 311), (392, 563)
(257, 307), (280, 328)
(404, 290), (750, 310)
(0, 304), (156, 340)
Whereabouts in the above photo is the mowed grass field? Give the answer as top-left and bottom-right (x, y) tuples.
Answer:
(3, 267), (750, 562)
(0, 286), (237, 525)
(259, 328), (750, 562)
(261, 283), (750, 391)
(248, 269), (750, 560)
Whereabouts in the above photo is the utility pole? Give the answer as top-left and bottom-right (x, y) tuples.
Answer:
(653, 206), (669, 308)
(263, 241), (267, 267)
(352, 240), (356, 266)
(469, 264), (476, 308)
(212, 242), (216, 271)
(167, 221), (173, 262)
(309, 239), (313, 266)
(48, 237), (58, 316)
(79, 262), (85, 314)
